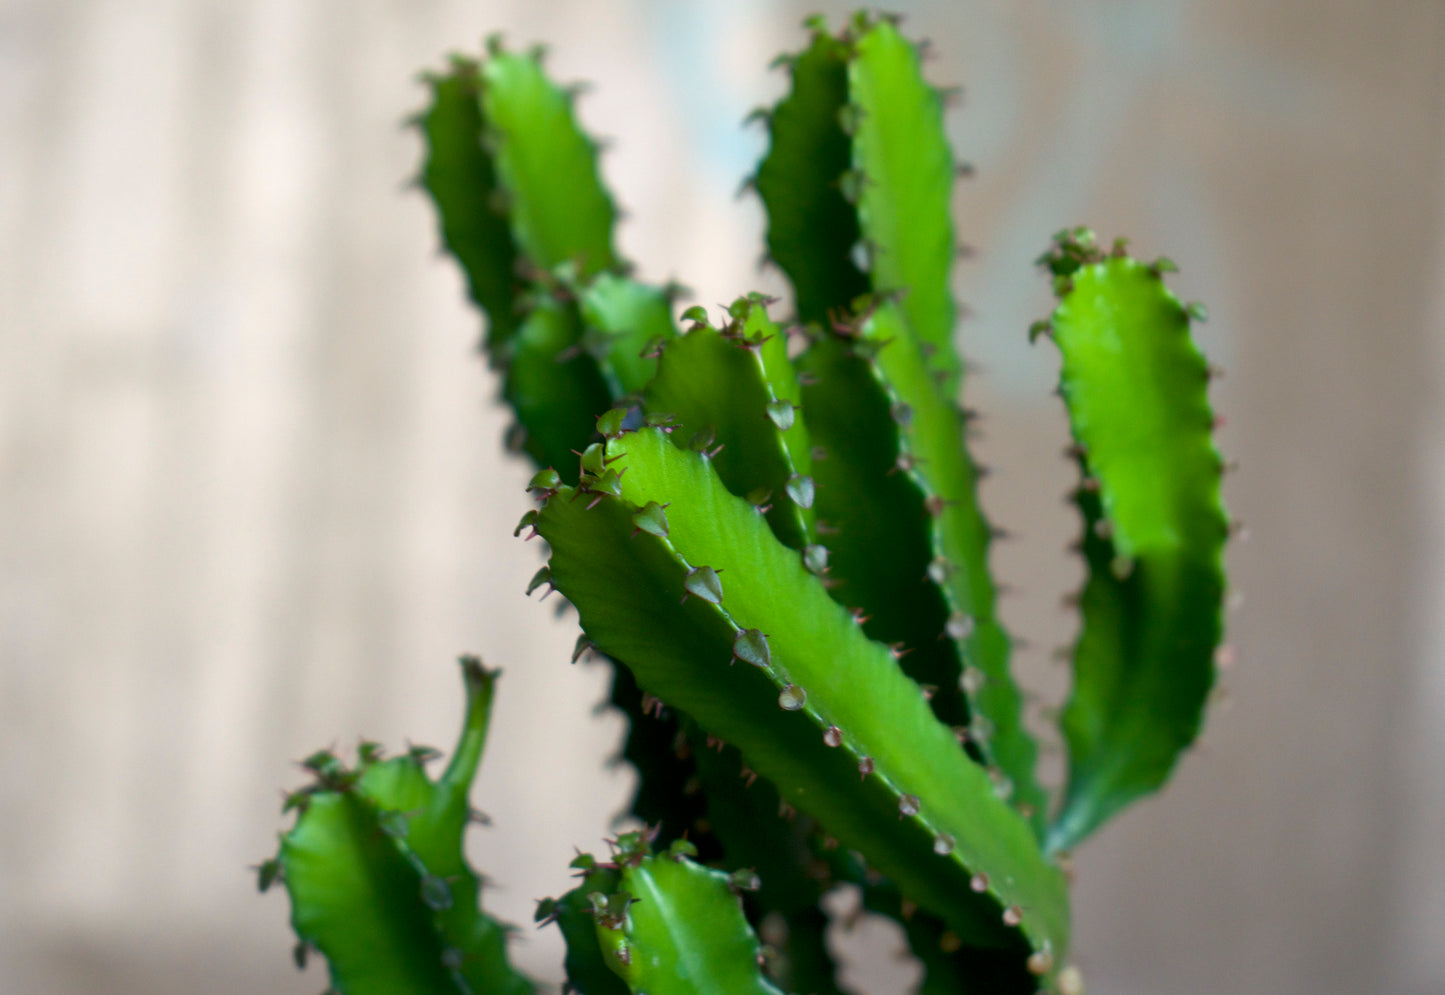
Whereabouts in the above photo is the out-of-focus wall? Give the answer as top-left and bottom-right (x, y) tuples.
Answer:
(2, 1), (1442, 992)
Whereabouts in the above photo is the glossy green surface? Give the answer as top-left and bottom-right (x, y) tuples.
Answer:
(644, 299), (815, 550)
(595, 852), (784, 995)
(273, 661), (533, 995)
(535, 428), (1069, 968)
(848, 17), (959, 392)
(1041, 239), (1228, 852)
(754, 29), (867, 326)
(480, 45), (618, 276)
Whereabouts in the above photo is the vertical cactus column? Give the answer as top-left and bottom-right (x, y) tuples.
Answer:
(1036, 230), (1230, 853)
(752, 13), (1046, 845)
(417, 42), (671, 477)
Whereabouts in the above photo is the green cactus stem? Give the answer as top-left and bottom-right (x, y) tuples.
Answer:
(752, 26), (866, 327)
(392, 17), (1235, 995)
(684, 731), (845, 995)
(544, 835), (785, 995)
(755, 14), (961, 392)
(419, 43), (678, 479)
(417, 58), (522, 351)
(756, 7), (1045, 830)
(264, 658), (533, 995)
(846, 17), (959, 391)
(794, 335), (970, 734)
(476, 39), (619, 277)
(830, 299), (1046, 831)
(534, 426), (1070, 972)
(644, 296), (817, 552)
(1038, 230), (1229, 853)
(536, 856), (632, 995)
(504, 296), (614, 478)
(579, 273), (680, 399)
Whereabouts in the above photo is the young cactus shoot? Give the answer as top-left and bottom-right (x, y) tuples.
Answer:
(265, 12), (1231, 995)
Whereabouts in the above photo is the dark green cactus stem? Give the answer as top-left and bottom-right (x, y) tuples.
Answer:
(837, 299), (1046, 831)
(418, 58), (522, 351)
(420, 43), (678, 479)
(534, 427), (1070, 975)
(752, 26), (866, 327)
(1037, 230), (1229, 853)
(504, 296), (614, 478)
(796, 335), (971, 736)
(544, 836), (784, 995)
(264, 658), (533, 995)
(756, 14), (961, 393)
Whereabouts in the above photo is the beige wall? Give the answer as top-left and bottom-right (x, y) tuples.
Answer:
(3, 1), (1443, 992)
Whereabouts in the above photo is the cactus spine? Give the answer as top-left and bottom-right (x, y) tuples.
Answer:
(266, 13), (1231, 995)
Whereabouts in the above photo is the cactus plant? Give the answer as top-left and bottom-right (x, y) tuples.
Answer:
(264, 12), (1230, 994)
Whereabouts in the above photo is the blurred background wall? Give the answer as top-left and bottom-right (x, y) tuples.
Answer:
(2, 0), (1443, 992)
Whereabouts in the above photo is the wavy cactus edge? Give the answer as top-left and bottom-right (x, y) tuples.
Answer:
(263, 14), (1234, 995)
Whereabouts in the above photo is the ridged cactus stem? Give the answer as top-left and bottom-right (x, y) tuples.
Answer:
(534, 427), (1070, 974)
(1037, 230), (1229, 853)
(354, 15), (1239, 995)
(756, 14), (962, 390)
(263, 658), (533, 995)
(541, 834), (785, 995)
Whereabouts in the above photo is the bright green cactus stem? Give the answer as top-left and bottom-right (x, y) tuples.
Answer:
(382, 13), (1236, 995)
(418, 42), (678, 478)
(542, 834), (784, 995)
(754, 13), (960, 392)
(532, 427), (1070, 980)
(1036, 229), (1229, 854)
(260, 658), (533, 995)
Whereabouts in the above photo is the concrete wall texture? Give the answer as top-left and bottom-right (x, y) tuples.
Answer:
(2, 1), (1443, 992)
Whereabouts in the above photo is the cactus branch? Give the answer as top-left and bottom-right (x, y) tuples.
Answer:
(846, 18), (960, 393)
(535, 427), (1070, 968)
(269, 659), (534, 995)
(754, 30), (867, 327)
(1039, 230), (1229, 853)
(644, 297), (817, 551)
(547, 839), (784, 995)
